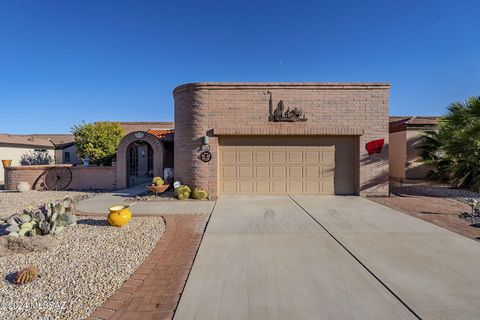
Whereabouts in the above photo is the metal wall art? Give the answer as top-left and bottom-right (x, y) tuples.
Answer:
(267, 91), (307, 122)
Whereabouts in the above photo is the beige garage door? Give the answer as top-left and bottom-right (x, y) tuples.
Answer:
(219, 136), (357, 195)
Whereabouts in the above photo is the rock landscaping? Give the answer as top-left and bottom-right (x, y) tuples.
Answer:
(127, 183), (210, 202)
(0, 215), (165, 319)
(0, 190), (96, 220)
(371, 180), (480, 241)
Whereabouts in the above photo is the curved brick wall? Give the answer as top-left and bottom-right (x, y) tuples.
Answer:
(173, 82), (390, 197)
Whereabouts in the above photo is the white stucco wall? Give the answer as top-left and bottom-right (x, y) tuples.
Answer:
(0, 145), (55, 183)
(55, 144), (81, 165)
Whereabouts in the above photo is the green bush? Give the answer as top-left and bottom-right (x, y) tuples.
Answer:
(72, 122), (124, 166)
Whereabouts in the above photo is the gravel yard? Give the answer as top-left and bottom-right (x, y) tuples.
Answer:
(390, 180), (479, 200)
(0, 216), (165, 319)
(0, 191), (96, 220)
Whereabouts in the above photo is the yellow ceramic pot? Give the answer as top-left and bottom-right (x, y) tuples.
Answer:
(108, 205), (132, 227)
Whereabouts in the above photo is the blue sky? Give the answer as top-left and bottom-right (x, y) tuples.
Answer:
(0, 0), (478, 133)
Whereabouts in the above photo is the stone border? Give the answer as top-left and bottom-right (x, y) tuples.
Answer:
(88, 214), (210, 320)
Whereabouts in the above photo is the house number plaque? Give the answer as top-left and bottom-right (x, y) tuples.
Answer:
(199, 151), (212, 162)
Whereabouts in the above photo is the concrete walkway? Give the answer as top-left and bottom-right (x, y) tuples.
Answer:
(175, 195), (480, 320)
(75, 185), (215, 215)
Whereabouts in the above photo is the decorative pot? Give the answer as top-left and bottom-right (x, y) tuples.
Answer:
(2, 160), (12, 168)
(107, 205), (132, 227)
(147, 184), (170, 194)
(16, 182), (31, 193)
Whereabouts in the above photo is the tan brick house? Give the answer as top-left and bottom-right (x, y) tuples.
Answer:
(173, 82), (390, 198)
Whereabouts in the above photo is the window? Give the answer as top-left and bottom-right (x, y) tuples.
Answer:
(64, 152), (71, 163)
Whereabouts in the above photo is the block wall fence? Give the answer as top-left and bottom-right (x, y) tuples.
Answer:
(4, 165), (117, 191)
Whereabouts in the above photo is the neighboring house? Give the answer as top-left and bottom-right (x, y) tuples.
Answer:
(389, 116), (439, 180)
(0, 133), (74, 183)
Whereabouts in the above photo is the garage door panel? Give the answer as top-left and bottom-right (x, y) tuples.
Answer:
(289, 181), (303, 193)
(219, 137), (356, 195)
(238, 181), (253, 193)
(221, 151), (236, 163)
(288, 151), (303, 163)
(305, 181), (320, 193)
(255, 151), (270, 163)
(272, 151), (286, 163)
(238, 151), (253, 163)
(304, 151), (319, 163)
(255, 166), (270, 178)
(288, 166), (303, 178)
(271, 166), (287, 178)
(222, 166), (236, 178)
(322, 165), (335, 178)
(221, 181), (237, 194)
(304, 166), (320, 179)
(256, 181), (270, 193)
(238, 166), (253, 178)
(271, 181), (287, 193)
(322, 181), (335, 193)
(322, 151), (335, 165)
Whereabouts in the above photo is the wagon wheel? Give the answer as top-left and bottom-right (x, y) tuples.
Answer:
(44, 167), (72, 191)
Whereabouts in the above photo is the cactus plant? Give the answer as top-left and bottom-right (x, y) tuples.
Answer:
(15, 266), (39, 285)
(174, 185), (191, 200)
(191, 187), (208, 200)
(152, 176), (164, 186)
(6, 196), (77, 237)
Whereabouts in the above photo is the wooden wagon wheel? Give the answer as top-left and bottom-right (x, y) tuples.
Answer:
(44, 167), (72, 191)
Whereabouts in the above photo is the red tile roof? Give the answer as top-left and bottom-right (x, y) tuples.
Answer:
(147, 129), (174, 141)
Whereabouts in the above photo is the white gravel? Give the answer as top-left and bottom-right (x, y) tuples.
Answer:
(0, 191), (95, 220)
(390, 180), (480, 200)
(0, 216), (165, 320)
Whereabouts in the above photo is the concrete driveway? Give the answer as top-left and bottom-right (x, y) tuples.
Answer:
(174, 196), (480, 320)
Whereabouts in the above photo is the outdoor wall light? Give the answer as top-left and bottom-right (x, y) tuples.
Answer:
(202, 135), (209, 145)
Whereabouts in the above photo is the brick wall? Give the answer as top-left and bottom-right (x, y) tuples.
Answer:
(173, 82), (390, 197)
(4, 165), (117, 191)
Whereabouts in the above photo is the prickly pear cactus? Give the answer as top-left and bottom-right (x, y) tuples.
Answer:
(15, 266), (39, 285)
(174, 185), (191, 200)
(191, 187), (208, 200)
(6, 196), (78, 237)
(152, 177), (164, 186)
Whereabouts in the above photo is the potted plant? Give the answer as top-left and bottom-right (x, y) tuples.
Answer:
(147, 177), (170, 195)
(2, 159), (12, 167)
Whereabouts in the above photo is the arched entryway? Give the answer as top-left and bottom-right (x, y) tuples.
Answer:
(126, 141), (153, 187)
(116, 131), (165, 189)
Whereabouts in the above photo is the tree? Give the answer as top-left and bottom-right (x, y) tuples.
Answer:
(418, 96), (480, 191)
(72, 122), (124, 166)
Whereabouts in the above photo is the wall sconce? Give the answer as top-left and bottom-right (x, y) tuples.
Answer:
(202, 136), (209, 145)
